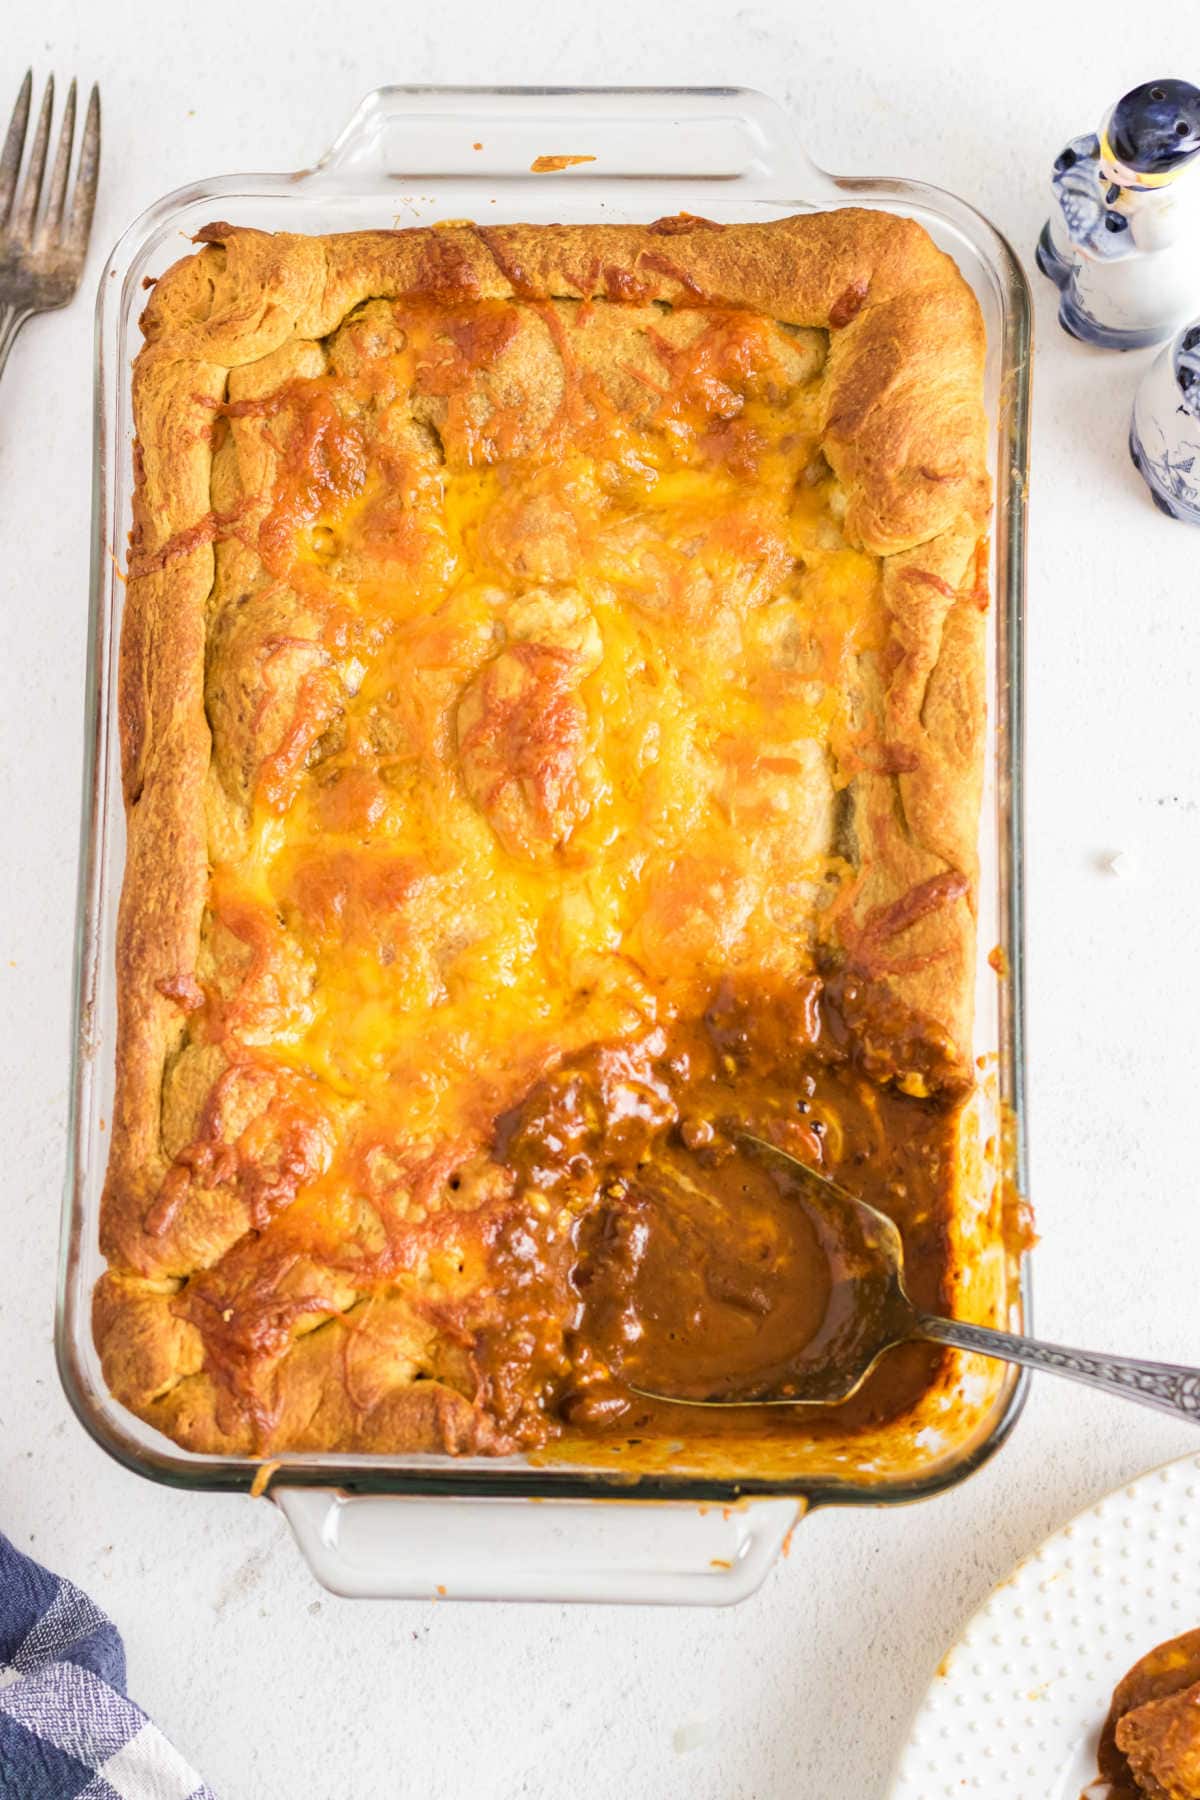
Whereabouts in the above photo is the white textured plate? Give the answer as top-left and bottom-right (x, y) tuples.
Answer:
(889, 1452), (1200, 1799)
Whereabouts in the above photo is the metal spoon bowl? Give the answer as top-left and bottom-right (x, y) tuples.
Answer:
(631, 1134), (1200, 1424)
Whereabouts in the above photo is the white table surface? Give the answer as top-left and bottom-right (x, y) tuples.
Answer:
(4, 5), (1199, 1796)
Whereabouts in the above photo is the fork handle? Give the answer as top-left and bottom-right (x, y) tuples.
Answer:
(913, 1311), (1200, 1423)
(0, 304), (29, 382)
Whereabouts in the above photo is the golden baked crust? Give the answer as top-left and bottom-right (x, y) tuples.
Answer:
(97, 210), (989, 1458)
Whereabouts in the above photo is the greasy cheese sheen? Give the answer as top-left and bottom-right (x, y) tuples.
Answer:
(203, 296), (886, 1191)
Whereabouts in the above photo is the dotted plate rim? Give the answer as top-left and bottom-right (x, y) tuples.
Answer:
(888, 1450), (1200, 1799)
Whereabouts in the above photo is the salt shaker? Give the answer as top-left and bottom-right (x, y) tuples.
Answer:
(1130, 317), (1200, 522)
(1037, 80), (1200, 349)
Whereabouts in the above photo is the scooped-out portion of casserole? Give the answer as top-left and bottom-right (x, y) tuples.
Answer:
(95, 210), (994, 1462)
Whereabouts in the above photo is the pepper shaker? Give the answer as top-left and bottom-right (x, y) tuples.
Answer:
(1037, 79), (1200, 349)
(1130, 317), (1200, 521)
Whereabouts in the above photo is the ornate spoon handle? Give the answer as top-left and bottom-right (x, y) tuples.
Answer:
(914, 1313), (1200, 1422)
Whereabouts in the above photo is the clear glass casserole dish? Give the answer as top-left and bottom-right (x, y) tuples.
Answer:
(59, 86), (1032, 1605)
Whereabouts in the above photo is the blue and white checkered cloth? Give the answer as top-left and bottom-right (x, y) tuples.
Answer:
(0, 1532), (216, 1799)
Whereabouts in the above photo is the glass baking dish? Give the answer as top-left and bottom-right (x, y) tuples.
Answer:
(58, 86), (1032, 1604)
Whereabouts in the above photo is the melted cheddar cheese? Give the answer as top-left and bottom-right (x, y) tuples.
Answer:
(159, 290), (893, 1399)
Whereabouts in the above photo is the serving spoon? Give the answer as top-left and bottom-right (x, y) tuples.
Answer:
(630, 1134), (1200, 1422)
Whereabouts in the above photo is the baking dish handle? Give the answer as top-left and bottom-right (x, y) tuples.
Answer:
(307, 85), (830, 198)
(276, 1487), (802, 1605)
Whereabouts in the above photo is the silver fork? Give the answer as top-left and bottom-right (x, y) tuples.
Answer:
(0, 70), (100, 381)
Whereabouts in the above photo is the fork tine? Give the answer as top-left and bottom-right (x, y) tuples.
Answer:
(12, 74), (53, 244)
(38, 77), (76, 246)
(68, 83), (100, 254)
(0, 68), (32, 226)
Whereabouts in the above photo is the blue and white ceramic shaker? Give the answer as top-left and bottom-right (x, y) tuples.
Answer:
(1130, 317), (1200, 522)
(1037, 79), (1200, 349)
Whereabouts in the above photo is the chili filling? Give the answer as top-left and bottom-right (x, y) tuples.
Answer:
(464, 977), (959, 1449)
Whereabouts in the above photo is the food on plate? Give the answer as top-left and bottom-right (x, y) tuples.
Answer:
(1086, 1630), (1200, 1799)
